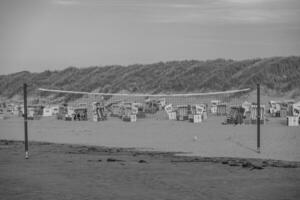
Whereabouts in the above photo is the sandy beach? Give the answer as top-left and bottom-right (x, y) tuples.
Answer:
(0, 116), (299, 161)
(1, 116), (299, 199)
(0, 140), (299, 200)
(1, 0), (300, 198)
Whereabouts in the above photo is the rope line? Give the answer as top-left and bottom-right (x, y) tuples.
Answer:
(38, 88), (251, 97)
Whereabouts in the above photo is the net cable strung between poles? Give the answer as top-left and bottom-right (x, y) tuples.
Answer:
(37, 88), (252, 121)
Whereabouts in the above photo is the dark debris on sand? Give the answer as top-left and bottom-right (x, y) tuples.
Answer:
(107, 158), (124, 162)
(138, 160), (147, 163)
(171, 156), (299, 170)
(1, 139), (299, 169)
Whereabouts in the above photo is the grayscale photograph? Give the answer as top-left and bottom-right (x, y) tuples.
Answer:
(0, 0), (299, 199)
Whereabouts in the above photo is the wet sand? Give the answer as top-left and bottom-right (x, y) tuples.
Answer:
(0, 140), (299, 200)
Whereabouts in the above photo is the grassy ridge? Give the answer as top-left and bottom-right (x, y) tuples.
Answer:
(0, 56), (299, 100)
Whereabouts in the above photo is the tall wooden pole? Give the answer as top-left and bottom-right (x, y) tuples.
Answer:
(23, 83), (29, 159)
(257, 84), (261, 153)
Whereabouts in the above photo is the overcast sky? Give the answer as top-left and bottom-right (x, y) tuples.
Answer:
(0, 0), (300, 74)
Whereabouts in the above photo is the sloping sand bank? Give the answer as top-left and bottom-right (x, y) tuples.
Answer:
(0, 140), (299, 200)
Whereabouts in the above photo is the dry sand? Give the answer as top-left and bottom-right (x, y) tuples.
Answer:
(0, 115), (299, 199)
(0, 140), (299, 200)
(0, 116), (299, 161)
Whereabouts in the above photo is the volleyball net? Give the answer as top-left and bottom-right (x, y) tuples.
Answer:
(36, 88), (255, 122)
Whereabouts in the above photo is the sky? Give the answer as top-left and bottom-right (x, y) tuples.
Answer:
(0, 0), (300, 74)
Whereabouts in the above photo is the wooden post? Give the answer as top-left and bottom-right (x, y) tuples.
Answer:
(257, 84), (261, 153)
(23, 83), (29, 159)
